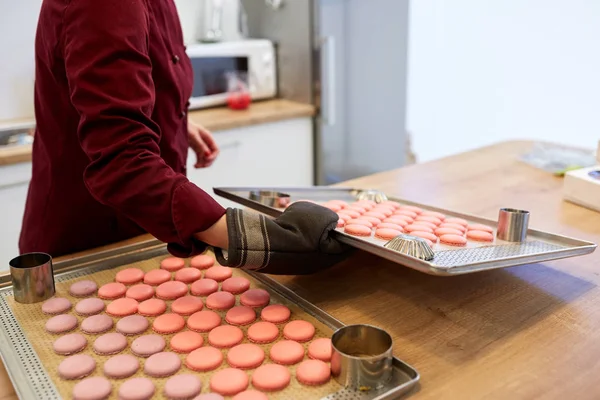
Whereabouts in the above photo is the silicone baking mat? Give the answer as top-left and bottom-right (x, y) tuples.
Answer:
(213, 186), (597, 276)
(1, 248), (418, 400)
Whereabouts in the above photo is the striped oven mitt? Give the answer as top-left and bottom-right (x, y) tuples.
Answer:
(214, 201), (351, 275)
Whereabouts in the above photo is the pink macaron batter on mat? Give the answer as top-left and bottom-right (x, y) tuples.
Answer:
(6, 252), (342, 400)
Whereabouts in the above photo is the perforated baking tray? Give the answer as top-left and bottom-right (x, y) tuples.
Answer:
(0, 245), (419, 400)
(213, 186), (597, 276)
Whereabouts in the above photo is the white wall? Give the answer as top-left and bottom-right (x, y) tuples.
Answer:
(0, 1), (41, 122)
(407, 0), (600, 162)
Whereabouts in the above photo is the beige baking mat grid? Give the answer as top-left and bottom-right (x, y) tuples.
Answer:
(7, 252), (341, 400)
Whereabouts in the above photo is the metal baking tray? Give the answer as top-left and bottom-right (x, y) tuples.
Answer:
(214, 186), (597, 276)
(0, 244), (419, 400)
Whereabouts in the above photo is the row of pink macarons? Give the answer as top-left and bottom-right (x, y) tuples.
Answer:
(309, 198), (496, 246)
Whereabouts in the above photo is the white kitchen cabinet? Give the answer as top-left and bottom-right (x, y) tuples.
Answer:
(0, 163), (31, 268)
(187, 117), (314, 208)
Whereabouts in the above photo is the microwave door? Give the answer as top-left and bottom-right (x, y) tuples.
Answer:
(189, 56), (249, 110)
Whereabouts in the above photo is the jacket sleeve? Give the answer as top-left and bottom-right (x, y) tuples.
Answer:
(62, 0), (225, 257)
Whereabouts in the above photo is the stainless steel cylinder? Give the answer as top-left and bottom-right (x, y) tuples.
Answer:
(497, 208), (530, 242)
(331, 324), (394, 390)
(9, 253), (55, 304)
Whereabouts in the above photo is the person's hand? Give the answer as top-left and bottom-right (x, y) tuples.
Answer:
(214, 202), (352, 275)
(188, 119), (219, 168)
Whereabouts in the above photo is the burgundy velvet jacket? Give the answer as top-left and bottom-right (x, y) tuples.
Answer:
(19, 0), (226, 258)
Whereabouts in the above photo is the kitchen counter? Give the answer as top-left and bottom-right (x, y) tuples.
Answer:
(0, 99), (315, 166)
(2, 140), (600, 399)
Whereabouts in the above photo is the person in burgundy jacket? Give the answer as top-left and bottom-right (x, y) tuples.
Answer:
(19, 0), (349, 274)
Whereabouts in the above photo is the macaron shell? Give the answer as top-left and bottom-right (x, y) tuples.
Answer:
(226, 306), (257, 326)
(58, 354), (96, 379)
(106, 297), (139, 317)
(247, 322), (280, 344)
(190, 254), (215, 270)
(46, 314), (78, 334)
(185, 346), (224, 372)
(409, 230), (438, 242)
(75, 298), (106, 316)
(283, 320), (315, 342)
(131, 334), (166, 357)
(384, 217), (411, 226)
(221, 277), (251, 294)
(251, 363), (291, 392)
(171, 295), (204, 315)
(344, 224), (371, 236)
(445, 217), (469, 226)
(435, 227), (464, 237)
(345, 219), (373, 228)
(144, 351), (182, 377)
(170, 330), (204, 353)
(187, 310), (222, 332)
(206, 291), (236, 311)
(374, 228), (403, 240)
(125, 284), (155, 301)
(72, 377), (112, 400)
(208, 325), (244, 348)
(69, 280), (98, 297)
(103, 354), (140, 379)
(164, 374), (203, 400)
(118, 377), (155, 400)
(227, 343), (265, 369)
(240, 289), (270, 308)
(153, 313), (186, 334)
(160, 257), (185, 272)
(296, 359), (331, 385)
(232, 390), (269, 400)
(440, 233), (468, 246)
(155, 280), (189, 300)
(81, 314), (114, 334)
(415, 215), (443, 226)
(269, 340), (305, 365)
(405, 224), (434, 234)
(143, 269), (172, 286)
(395, 209), (418, 219)
(376, 222), (404, 231)
(137, 298), (167, 317)
(116, 314), (149, 335)
(115, 268), (145, 285)
(467, 229), (495, 242)
(204, 266), (233, 282)
(97, 282), (127, 300)
(260, 304), (291, 324)
(93, 332), (127, 355)
(174, 267), (202, 284)
(210, 368), (249, 396)
(190, 279), (219, 296)
(308, 338), (333, 362)
(42, 297), (72, 315)
(439, 222), (467, 232)
(53, 333), (88, 355)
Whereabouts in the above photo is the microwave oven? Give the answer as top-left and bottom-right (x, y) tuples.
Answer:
(186, 39), (277, 110)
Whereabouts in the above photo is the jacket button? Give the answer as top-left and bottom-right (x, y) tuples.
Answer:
(172, 55), (180, 64)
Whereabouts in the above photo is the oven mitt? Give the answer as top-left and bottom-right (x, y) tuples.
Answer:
(214, 201), (351, 275)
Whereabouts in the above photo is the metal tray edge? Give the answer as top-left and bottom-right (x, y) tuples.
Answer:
(213, 186), (597, 276)
(0, 243), (420, 400)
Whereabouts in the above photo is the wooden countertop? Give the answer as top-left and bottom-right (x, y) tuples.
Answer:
(0, 99), (315, 166)
(2, 140), (600, 399)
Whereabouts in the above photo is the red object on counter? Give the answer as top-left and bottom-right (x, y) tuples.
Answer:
(19, 0), (225, 258)
(227, 92), (252, 110)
